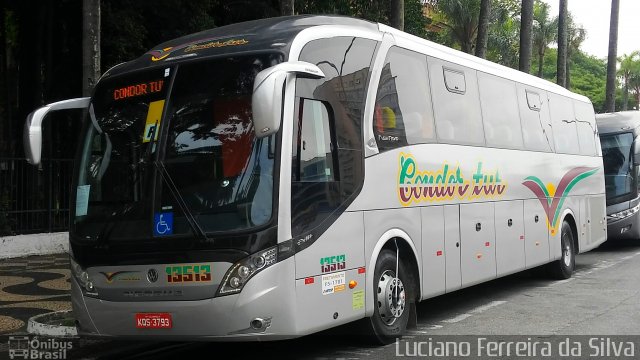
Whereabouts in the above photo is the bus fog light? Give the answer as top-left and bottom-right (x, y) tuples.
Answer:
(238, 266), (250, 278)
(253, 256), (266, 269)
(230, 277), (241, 288)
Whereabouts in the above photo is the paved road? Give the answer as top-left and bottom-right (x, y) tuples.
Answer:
(2, 240), (640, 359)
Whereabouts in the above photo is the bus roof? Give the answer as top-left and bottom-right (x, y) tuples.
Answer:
(596, 111), (640, 135)
(102, 15), (378, 78)
(102, 14), (591, 106)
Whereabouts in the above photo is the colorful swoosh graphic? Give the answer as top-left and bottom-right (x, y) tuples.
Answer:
(523, 167), (598, 235)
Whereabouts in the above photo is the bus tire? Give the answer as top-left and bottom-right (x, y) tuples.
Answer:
(547, 221), (575, 279)
(365, 249), (411, 344)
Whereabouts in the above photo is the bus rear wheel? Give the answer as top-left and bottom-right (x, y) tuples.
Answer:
(365, 249), (411, 344)
(547, 220), (575, 279)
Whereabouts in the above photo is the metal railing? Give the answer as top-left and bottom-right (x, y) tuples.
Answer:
(0, 157), (74, 236)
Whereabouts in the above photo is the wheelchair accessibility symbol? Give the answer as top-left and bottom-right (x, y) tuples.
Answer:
(154, 212), (173, 236)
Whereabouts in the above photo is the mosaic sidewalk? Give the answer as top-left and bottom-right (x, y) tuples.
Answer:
(0, 254), (71, 334)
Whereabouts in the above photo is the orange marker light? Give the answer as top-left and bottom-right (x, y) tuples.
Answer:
(349, 280), (357, 289)
(476, 253), (483, 259)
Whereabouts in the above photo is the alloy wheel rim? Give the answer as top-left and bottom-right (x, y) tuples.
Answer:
(376, 270), (406, 326)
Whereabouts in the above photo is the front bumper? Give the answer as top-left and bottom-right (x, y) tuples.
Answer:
(72, 258), (298, 340)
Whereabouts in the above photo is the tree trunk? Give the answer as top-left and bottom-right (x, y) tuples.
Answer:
(557, 0), (568, 87)
(82, 0), (101, 97)
(0, 2), (6, 152)
(537, 49), (545, 78)
(519, 0), (534, 73)
(390, 0), (404, 31)
(622, 80), (629, 111)
(280, 0), (294, 16)
(605, 0), (620, 112)
(565, 58), (571, 90)
(475, 0), (491, 59)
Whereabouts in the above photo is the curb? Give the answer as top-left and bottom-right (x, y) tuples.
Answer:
(0, 232), (69, 259)
(27, 311), (78, 337)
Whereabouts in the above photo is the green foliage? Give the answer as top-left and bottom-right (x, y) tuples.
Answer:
(434, 0), (481, 53)
(486, 0), (520, 68)
(532, 48), (613, 112)
(296, 0), (429, 38)
(102, 0), (219, 70)
(404, 0), (430, 38)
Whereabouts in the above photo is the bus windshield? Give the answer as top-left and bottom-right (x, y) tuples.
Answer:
(73, 54), (281, 241)
(601, 132), (634, 201)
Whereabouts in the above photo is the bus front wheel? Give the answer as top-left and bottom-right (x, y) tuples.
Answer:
(365, 249), (411, 344)
(547, 220), (576, 279)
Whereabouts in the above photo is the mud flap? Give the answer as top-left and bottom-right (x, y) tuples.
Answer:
(407, 302), (417, 329)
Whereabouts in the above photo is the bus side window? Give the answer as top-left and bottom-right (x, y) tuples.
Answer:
(478, 72), (523, 149)
(573, 100), (597, 156)
(549, 93), (580, 154)
(373, 46), (434, 152)
(293, 99), (337, 182)
(428, 57), (484, 146)
(291, 98), (341, 236)
(518, 85), (554, 152)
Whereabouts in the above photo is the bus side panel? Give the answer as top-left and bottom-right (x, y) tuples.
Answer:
(460, 203), (497, 287)
(294, 211), (365, 280)
(524, 199), (550, 268)
(495, 200), (525, 276)
(586, 194), (607, 252)
(420, 206), (445, 299)
(444, 205), (462, 292)
(294, 212), (366, 334)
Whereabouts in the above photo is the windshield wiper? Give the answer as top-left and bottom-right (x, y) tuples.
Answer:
(154, 160), (209, 242)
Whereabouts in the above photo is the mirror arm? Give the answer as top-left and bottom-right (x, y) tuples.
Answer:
(24, 97), (90, 165)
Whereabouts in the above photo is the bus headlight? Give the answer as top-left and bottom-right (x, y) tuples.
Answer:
(70, 256), (99, 298)
(216, 246), (278, 297)
(608, 203), (640, 221)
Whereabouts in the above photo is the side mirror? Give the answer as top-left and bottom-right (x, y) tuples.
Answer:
(24, 97), (90, 165)
(252, 61), (325, 138)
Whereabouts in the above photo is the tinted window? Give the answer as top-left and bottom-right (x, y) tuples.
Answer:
(429, 57), (484, 145)
(293, 37), (376, 237)
(373, 47), (434, 152)
(549, 93), (580, 154)
(601, 133), (634, 200)
(518, 85), (554, 152)
(478, 72), (523, 149)
(160, 55), (279, 234)
(293, 99), (336, 182)
(574, 100), (597, 156)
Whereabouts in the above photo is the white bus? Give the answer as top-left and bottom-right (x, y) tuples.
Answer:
(24, 15), (606, 343)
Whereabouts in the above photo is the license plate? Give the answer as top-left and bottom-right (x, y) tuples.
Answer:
(135, 313), (172, 329)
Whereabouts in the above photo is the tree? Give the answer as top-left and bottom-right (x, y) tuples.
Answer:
(565, 15), (586, 90)
(557, 0), (568, 87)
(436, 0), (481, 54)
(519, 0), (533, 73)
(82, 0), (101, 96)
(391, 0), (404, 30)
(280, 0), (294, 15)
(532, 0), (556, 78)
(618, 52), (640, 111)
(486, 0), (520, 68)
(605, 0), (620, 112)
(475, 0), (491, 58)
